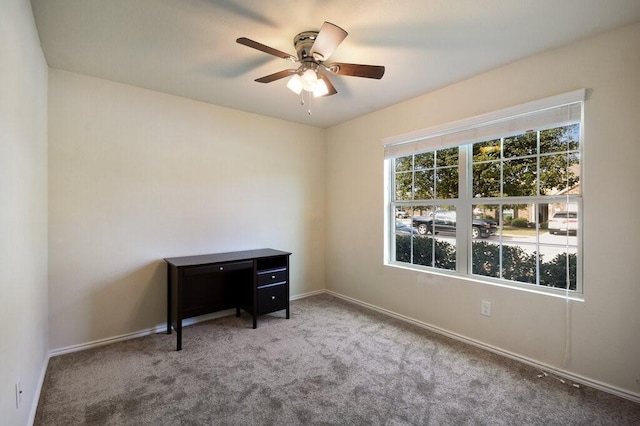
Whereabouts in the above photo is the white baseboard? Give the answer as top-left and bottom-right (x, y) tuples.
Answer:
(28, 354), (50, 426)
(325, 289), (640, 404)
(47, 290), (325, 357)
(291, 289), (325, 300)
(48, 309), (237, 357)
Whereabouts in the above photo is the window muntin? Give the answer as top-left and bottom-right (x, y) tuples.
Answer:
(389, 123), (582, 294)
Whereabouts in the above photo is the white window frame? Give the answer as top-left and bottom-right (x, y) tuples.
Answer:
(383, 89), (586, 297)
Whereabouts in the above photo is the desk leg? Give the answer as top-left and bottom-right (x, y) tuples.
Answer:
(166, 264), (172, 334)
(252, 315), (257, 329)
(176, 325), (182, 351)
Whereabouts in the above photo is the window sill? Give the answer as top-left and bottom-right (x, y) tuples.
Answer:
(384, 261), (585, 302)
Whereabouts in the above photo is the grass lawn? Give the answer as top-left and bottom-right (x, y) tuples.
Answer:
(500, 226), (547, 237)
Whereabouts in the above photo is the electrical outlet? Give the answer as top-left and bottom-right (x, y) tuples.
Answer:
(481, 300), (491, 317)
(15, 381), (22, 409)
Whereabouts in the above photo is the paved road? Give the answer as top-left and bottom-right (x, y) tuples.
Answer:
(430, 231), (577, 259)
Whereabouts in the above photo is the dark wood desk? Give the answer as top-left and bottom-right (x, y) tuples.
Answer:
(165, 248), (291, 350)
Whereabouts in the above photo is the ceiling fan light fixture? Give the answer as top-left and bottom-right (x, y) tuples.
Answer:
(238, 21), (385, 108)
(286, 74), (303, 94)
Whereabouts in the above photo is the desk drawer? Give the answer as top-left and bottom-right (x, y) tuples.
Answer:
(257, 268), (287, 286)
(184, 260), (253, 276)
(257, 283), (287, 314)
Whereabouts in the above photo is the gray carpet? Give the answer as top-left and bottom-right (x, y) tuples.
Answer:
(35, 294), (639, 425)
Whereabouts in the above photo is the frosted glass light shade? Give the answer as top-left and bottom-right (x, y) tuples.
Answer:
(313, 78), (329, 97)
(286, 74), (303, 95)
(301, 69), (318, 92)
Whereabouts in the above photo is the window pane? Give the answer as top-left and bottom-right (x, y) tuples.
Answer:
(539, 248), (577, 291)
(414, 170), (435, 199)
(540, 124), (580, 154)
(395, 171), (413, 200)
(472, 240), (500, 278)
(411, 205), (436, 267)
(502, 204), (535, 243)
(436, 147), (459, 167)
(435, 166), (458, 199)
(433, 237), (456, 270)
(504, 132), (537, 158)
(471, 204), (500, 277)
(414, 152), (434, 170)
(540, 153), (580, 195)
(548, 202), (579, 236)
(471, 205), (499, 239)
(541, 202), (578, 290)
(432, 206), (456, 237)
(503, 157), (536, 197)
(473, 161), (500, 198)
(395, 210), (415, 264)
(411, 205), (436, 236)
(501, 244), (537, 284)
(500, 204), (538, 284)
(395, 206), (412, 219)
(473, 139), (501, 161)
(395, 156), (412, 172)
(432, 206), (457, 270)
(394, 232), (412, 263)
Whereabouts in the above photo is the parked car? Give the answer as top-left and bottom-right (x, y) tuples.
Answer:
(412, 210), (497, 238)
(395, 209), (410, 219)
(548, 211), (578, 235)
(395, 220), (419, 235)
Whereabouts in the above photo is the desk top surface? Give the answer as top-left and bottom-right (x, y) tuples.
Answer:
(164, 248), (290, 267)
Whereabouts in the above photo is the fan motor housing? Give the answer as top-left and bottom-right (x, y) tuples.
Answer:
(293, 31), (319, 61)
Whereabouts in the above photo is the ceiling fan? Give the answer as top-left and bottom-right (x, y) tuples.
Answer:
(236, 22), (385, 98)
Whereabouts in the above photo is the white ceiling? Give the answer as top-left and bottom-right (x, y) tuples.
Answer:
(31, 0), (640, 128)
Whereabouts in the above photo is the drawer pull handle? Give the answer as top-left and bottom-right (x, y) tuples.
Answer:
(271, 296), (276, 300)
(219, 267), (224, 271)
(271, 275), (276, 279)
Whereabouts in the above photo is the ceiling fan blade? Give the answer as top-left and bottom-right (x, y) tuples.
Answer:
(255, 69), (297, 83)
(328, 63), (385, 79)
(317, 74), (337, 96)
(236, 37), (296, 61)
(310, 22), (348, 61)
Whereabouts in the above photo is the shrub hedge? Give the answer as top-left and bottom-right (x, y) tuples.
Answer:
(395, 236), (576, 290)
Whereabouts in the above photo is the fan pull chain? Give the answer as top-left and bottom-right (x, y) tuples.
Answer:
(299, 91), (312, 115)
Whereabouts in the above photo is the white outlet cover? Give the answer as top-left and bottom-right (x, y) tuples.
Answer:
(481, 301), (491, 316)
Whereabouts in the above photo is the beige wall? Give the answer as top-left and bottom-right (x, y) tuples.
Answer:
(326, 22), (640, 397)
(0, 0), (49, 424)
(48, 70), (326, 350)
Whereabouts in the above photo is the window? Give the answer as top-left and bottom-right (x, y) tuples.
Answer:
(384, 90), (585, 295)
